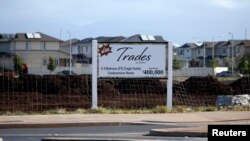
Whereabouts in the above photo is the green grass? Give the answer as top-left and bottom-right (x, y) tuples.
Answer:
(1, 105), (249, 115)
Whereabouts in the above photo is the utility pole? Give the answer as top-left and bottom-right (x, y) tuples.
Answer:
(67, 31), (72, 75)
(229, 32), (234, 74)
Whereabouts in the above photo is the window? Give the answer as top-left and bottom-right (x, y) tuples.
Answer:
(222, 48), (226, 54)
(179, 49), (183, 55)
(86, 46), (88, 52)
(10, 42), (15, 53)
(187, 49), (189, 52)
(198, 49), (201, 55)
(55, 59), (59, 66)
(78, 45), (81, 53)
(26, 42), (31, 50)
(236, 47), (240, 53)
(40, 42), (46, 50)
(42, 58), (47, 66)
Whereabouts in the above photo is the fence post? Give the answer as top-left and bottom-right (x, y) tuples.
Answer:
(92, 40), (98, 109)
(167, 41), (173, 109)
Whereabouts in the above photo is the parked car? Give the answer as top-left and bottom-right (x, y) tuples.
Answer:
(57, 70), (77, 75)
(216, 71), (232, 77)
(216, 71), (242, 77)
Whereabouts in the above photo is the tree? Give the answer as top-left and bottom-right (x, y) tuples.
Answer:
(189, 59), (199, 67)
(243, 60), (249, 74)
(210, 59), (218, 69)
(47, 57), (56, 73)
(13, 55), (23, 75)
(222, 58), (230, 68)
(238, 54), (250, 74)
(173, 58), (181, 70)
(210, 59), (219, 75)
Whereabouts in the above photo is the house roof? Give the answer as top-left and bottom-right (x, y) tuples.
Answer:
(214, 41), (228, 48)
(13, 32), (61, 42)
(78, 34), (167, 44)
(0, 33), (16, 42)
(243, 40), (250, 47)
(179, 43), (198, 49)
(199, 42), (216, 48)
(120, 34), (167, 43)
(227, 40), (244, 46)
(95, 36), (126, 42)
(78, 37), (94, 44)
(60, 38), (80, 47)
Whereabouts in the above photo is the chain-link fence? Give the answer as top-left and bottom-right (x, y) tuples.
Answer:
(0, 67), (248, 112)
(172, 67), (244, 107)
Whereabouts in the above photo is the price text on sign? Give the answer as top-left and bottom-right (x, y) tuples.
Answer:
(98, 43), (166, 78)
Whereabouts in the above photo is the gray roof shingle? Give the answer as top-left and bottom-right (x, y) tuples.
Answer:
(0, 33), (16, 42)
(179, 43), (199, 48)
(95, 36), (126, 42)
(121, 34), (166, 43)
(13, 32), (61, 42)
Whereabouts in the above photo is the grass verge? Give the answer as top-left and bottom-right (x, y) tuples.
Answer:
(0, 105), (249, 115)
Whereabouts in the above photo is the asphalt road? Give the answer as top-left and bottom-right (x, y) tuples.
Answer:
(0, 124), (206, 141)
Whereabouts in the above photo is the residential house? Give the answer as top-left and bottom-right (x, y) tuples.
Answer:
(72, 38), (93, 64)
(11, 32), (70, 74)
(0, 34), (15, 71)
(60, 38), (79, 54)
(177, 43), (199, 59)
(176, 43), (201, 68)
(214, 41), (228, 58)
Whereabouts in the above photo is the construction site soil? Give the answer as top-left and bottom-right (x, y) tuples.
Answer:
(0, 75), (248, 112)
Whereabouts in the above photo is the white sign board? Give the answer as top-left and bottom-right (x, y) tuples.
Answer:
(98, 43), (166, 78)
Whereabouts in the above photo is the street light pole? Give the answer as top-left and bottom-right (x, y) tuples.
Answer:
(229, 32), (234, 74)
(67, 31), (72, 75)
(203, 42), (206, 67)
(212, 40), (215, 59)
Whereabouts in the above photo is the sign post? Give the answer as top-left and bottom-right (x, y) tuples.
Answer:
(92, 40), (98, 109)
(167, 41), (173, 109)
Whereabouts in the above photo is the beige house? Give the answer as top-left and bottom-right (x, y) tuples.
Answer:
(11, 32), (70, 74)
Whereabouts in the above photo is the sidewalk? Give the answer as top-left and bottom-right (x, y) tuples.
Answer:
(1, 111), (250, 137)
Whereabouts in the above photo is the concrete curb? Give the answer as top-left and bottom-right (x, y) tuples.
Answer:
(42, 138), (155, 141)
(149, 127), (207, 137)
(0, 122), (146, 129)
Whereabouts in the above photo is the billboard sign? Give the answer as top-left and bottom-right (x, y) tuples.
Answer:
(98, 43), (166, 78)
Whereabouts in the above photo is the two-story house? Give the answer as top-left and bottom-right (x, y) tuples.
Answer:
(72, 38), (93, 64)
(177, 43), (200, 59)
(11, 32), (70, 74)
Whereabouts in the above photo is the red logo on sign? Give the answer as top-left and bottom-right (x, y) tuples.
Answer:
(98, 43), (112, 57)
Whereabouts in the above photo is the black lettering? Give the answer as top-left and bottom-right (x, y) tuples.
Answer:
(141, 55), (147, 61)
(134, 55), (141, 61)
(116, 46), (151, 62)
(117, 47), (132, 62)
(128, 55), (135, 61)
(146, 55), (151, 61)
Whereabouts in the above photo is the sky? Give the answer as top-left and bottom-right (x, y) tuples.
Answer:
(1, 0), (250, 45)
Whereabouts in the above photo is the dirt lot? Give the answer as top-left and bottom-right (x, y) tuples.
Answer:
(0, 75), (247, 112)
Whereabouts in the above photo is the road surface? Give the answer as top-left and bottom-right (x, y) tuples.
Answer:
(0, 124), (206, 141)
